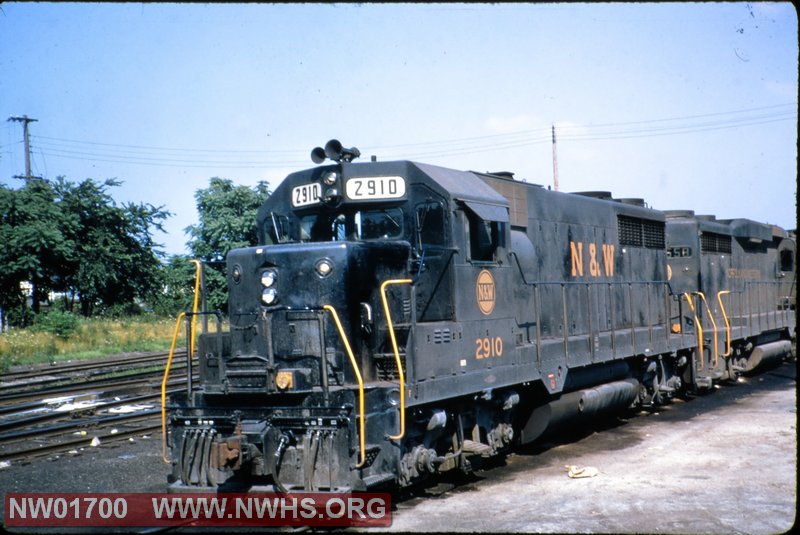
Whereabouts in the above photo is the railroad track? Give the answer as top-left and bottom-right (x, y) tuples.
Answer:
(0, 411), (163, 462)
(0, 351), (194, 464)
(0, 367), (189, 407)
(1, 350), (188, 388)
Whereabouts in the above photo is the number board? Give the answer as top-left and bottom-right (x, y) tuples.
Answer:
(345, 176), (406, 201)
(292, 183), (321, 207)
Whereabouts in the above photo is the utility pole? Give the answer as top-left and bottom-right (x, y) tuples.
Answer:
(551, 124), (560, 192)
(7, 115), (40, 181)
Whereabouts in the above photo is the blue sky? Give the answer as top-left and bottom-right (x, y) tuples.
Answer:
(1, 2), (796, 256)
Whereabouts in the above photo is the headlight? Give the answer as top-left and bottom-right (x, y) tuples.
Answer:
(262, 288), (278, 305)
(323, 171), (339, 185)
(261, 269), (277, 287)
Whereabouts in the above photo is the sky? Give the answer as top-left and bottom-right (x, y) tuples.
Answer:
(1, 2), (797, 257)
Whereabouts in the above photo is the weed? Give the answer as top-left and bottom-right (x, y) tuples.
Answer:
(0, 315), (197, 371)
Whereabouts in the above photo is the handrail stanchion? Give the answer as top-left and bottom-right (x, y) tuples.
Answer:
(716, 290), (732, 357)
(190, 260), (202, 358)
(323, 304), (366, 468)
(161, 311), (186, 464)
(381, 279), (413, 441)
(161, 260), (203, 464)
(694, 292), (719, 367)
(682, 293), (704, 370)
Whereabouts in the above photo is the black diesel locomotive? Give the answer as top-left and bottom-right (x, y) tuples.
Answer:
(166, 140), (796, 492)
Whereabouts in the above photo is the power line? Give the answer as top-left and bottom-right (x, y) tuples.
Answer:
(367, 103), (798, 154)
(12, 102), (797, 170)
(564, 102), (796, 129)
(559, 113), (796, 142)
(34, 135), (306, 155)
(32, 103), (796, 155)
(0, 140), (23, 149)
(33, 146), (311, 168)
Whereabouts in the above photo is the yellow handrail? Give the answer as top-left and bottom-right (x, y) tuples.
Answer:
(189, 259), (202, 358)
(161, 311), (186, 464)
(716, 291), (732, 357)
(323, 304), (366, 468)
(161, 260), (202, 464)
(682, 292), (704, 370)
(380, 279), (413, 441)
(694, 292), (719, 367)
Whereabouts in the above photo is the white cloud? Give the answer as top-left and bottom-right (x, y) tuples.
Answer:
(764, 80), (799, 100)
(484, 114), (541, 134)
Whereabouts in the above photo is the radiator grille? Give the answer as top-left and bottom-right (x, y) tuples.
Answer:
(700, 232), (732, 254)
(618, 215), (665, 249)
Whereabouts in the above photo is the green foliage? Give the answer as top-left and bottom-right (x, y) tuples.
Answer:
(0, 315), (185, 371)
(53, 177), (171, 317)
(31, 310), (80, 339)
(186, 178), (271, 258)
(185, 178), (270, 312)
(0, 177), (171, 326)
(98, 302), (145, 318)
(0, 180), (70, 321)
(200, 265), (229, 314)
(0, 174), (269, 328)
(148, 254), (199, 316)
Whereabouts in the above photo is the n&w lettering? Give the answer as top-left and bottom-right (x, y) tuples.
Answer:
(569, 240), (615, 278)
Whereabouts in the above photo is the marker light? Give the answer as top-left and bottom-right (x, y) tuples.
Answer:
(315, 259), (333, 277)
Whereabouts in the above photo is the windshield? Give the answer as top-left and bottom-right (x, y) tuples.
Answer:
(300, 207), (404, 242)
(263, 213), (290, 245)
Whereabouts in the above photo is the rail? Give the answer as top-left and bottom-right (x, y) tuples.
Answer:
(715, 281), (792, 343)
(323, 304), (366, 469)
(380, 278), (413, 441)
(527, 280), (670, 362)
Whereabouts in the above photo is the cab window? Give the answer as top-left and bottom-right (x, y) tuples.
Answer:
(263, 213), (290, 245)
(360, 209), (403, 240)
(300, 207), (404, 242)
(465, 210), (504, 262)
(416, 201), (445, 248)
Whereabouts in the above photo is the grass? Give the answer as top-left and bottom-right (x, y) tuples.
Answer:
(0, 315), (191, 371)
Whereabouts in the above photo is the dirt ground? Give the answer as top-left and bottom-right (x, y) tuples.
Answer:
(0, 360), (795, 534)
(380, 361), (797, 534)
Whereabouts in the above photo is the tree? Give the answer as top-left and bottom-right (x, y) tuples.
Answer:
(184, 178), (271, 312)
(53, 177), (170, 316)
(0, 177), (171, 324)
(0, 179), (73, 323)
(0, 184), (26, 328)
(148, 254), (199, 317)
